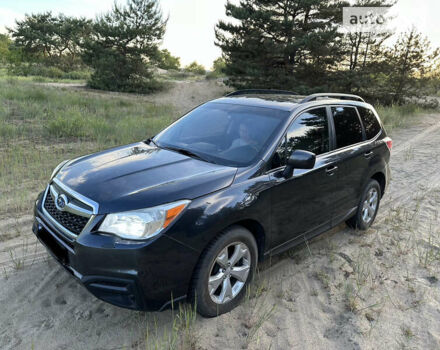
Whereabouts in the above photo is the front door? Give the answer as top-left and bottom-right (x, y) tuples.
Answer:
(268, 107), (339, 251)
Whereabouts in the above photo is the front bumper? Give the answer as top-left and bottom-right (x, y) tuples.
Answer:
(33, 193), (200, 311)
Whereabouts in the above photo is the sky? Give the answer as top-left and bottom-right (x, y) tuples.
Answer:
(1, 0), (440, 69)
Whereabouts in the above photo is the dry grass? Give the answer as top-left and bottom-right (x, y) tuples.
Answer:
(145, 303), (199, 350)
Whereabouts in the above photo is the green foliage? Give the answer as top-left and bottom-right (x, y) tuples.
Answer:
(184, 61), (206, 75)
(0, 34), (11, 64)
(8, 63), (90, 80)
(332, 0), (396, 98)
(334, 26), (440, 105)
(215, 0), (345, 92)
(82, 0), (167, 93)
(61, 70), (90, 80)
(384, 29), (440, 104)
(216, 0), (440, 104)
(157, 49), (180, 70)
(4, 42), (26, 66)
(212, 57), (226, 74)
(206, 57), (226, 79)
(376, 103), (437, 132)
(423, 61), (440, 96)
(8, 12), (92, 69)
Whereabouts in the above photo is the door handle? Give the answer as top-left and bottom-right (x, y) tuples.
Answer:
(364, 151), (374, 158)
(325, 165), (338, 176)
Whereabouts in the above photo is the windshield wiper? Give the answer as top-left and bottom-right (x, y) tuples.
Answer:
(163, 146), (209, 162)
(145, 137), (159, 147)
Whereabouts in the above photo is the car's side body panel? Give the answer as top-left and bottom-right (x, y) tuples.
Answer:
(165, 163), (273, 255)
(268, 153), (337, 250)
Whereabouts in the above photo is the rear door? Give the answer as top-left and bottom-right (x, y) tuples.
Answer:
(329, 105), (371, 223)
(268, 107), (340, 251)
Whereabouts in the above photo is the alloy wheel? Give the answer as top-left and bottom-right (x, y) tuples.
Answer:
(362, 187), (378, 224)
(208, 242), (251, 304)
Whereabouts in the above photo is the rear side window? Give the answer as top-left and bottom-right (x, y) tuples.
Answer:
(357, 107), (381, 139)
(272, 107), (329, 168)
(331, 107), (363, 148)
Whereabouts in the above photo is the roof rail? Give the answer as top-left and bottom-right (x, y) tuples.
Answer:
(300, 93), (365, 103)
(226, 89), (298, 97)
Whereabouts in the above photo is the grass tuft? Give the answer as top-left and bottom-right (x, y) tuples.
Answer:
(376, 103), (437, 133)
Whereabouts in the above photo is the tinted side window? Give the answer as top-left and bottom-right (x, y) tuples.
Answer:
(272, 107), (329, 168)
(357, 107), (381, 139)
(331, 107), (363, 148)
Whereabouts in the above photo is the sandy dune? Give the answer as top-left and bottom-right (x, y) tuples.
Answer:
(40, 78), (231, 115)
(1, 113), (439, 349)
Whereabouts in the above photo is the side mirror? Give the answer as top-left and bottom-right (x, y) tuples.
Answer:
(282, 150), (316, 178)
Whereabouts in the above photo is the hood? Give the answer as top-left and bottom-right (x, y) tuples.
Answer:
(56, 142), (237, 213)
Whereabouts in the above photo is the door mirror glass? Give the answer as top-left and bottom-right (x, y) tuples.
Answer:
(283, 150), (316, 178)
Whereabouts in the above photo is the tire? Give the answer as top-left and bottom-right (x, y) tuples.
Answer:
(346, 179), (381, 230)
(190, 226), (258, 317)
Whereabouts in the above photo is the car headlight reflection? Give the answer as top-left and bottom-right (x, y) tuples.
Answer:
(99, 200), (190, 240)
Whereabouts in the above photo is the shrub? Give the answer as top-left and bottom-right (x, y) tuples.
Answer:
(157, 49), (180, 70)
(167, 70), (191, 80)
(184, 61), (206, 75)
(8, 63), (89, 80)
(46, 113), (88, 138)
(205, 71), (219, 80)
(62, 70), (91, 80)
(44, 66), (64, 79)
(212, 57), (226, 75)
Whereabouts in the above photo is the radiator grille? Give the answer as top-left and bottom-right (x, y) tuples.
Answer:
(44, 192), (89, 235)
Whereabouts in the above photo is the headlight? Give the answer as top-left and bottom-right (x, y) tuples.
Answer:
(99, 200), (190, 240)
(50, 160), (70, 180)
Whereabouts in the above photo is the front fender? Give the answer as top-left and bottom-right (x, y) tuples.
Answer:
(165, 174), (274, 254)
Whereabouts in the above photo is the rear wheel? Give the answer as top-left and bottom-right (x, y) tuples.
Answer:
(346, 179), (381, 230)
(190, 226), (257, 317)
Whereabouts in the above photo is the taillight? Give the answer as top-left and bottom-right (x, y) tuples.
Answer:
(384, 137), (392, 151)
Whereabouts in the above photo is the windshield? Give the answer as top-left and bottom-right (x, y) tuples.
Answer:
(154, 102), (289, 167)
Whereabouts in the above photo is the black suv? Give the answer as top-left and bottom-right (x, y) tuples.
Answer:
(33, 91), (391, 317)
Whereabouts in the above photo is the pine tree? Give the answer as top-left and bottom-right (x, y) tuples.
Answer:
(385, 28), (440, 104)
(215, 0), (345, 93)
(334, 0), (396, 95)
(82, 0), (167, 93)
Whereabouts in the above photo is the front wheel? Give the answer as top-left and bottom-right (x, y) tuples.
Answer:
(346, 179), (381, 230)
(190, 226), (258, 317)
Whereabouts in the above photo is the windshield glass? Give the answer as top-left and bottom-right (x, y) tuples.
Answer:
(154, 102), (290, 167)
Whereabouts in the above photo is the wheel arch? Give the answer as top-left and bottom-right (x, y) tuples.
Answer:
(371, 171), (386, 197)
(186, 218), (266, 304)
(231, 219), (266, 262)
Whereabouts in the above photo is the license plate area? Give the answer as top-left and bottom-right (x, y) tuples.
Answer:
(38, 225), (70, 265)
